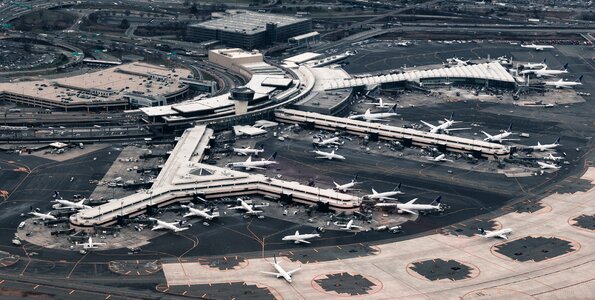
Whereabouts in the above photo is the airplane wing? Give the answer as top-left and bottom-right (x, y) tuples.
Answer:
(498, 234), (509, 240)
(228, 206), (243, 210)
(174, 227), (189, 232)
(316, 156), (329, 159)
(400, 208), (418, 215)
(296, 239), (311, 244)
(261, 271), (281, 277)
(500, 138), (520, 141)
(333, 222), (346, 226)
(375, 203), (398, 207)
(351, 225), (363, 229)
(380, 197), (399, 201)
(405, 198), (417, 205)
(287, 267), (301, 275)
(481, 131), (492, 138)
(420, 120), (436, 129)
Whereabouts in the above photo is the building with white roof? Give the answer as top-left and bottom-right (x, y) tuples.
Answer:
(324, 62), (516, 90)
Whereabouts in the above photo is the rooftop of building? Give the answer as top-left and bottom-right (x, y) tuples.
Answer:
(189, 10), (307, 35)
(0, 63), (192, 105)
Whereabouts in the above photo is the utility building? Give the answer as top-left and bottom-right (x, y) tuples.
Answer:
(187, 10), (311, 49)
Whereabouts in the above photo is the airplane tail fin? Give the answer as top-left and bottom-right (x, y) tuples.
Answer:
(269, 152), (278, 161)
(479, 228), (486, 235)
(258, 143), (265, 150)
(577, 75), (583, 82)
(394, 183), (402, 191)
(542, 58), (546, 63)
(273, 254), (277, 264)
(562, 63), (568, 70)
(432, 196), (442, 205)
(449, 112), (454, 121)
(506, 123), (512, 132)
(353, 174), (358, 182)
(554, 137), (560, 145)
(388, 104), (397, 113)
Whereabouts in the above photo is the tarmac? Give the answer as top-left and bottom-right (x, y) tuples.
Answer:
(161, 167), (595, 299)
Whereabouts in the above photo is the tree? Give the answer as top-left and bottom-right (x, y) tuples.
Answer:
(119, 18), (130, 29)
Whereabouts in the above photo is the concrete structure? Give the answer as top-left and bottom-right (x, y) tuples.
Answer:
(187, 10), (312, 49)
(275, 109), (511, 159)
(69, 125), (360, 230)
(0, 63), (192, 111)
(162, 167), (595, 299)
(288, 31), (321, 48)
(324, 62), (516, 90)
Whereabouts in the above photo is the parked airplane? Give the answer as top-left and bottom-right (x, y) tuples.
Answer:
(312, 148), (345, 160)
(544, 75), (583, 89)
(528, 137), (560, 151)
(233, 145), (264, 156)
(522, 58), (547, 69)
(445, 57), (470, 66)
(544, 153), (564, 161)
(75, 237), (106, 249)
(520, 63), (568, 77)
(420, 113), (470, 134)
(348, 104), (399, 122)
(149, 218), (189, 232)
(282, 230), (320, 244)
(426, 154), (453, 162)
(481, 124), (518, 143)
(261, 255), (300, 283)
(521, 43), (554, 51)
(53, 199), (91, 210)
(314, 136), (342, 146)
(375, 196), (442, 215)
(479, 228), (513, 240)
(334, 219), (363, 231)
(228, 198), (268, 215)
(29, 211), (57, 221)
(333, 175), (360, 192)
(181, 205), (219, 220)
(365, 184), (403, 201)
(368, 97), (396, 108)
(226, 152), (277, 170)
(538, 161), (561, 170)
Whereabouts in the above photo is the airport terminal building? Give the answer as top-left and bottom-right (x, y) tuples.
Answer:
(187, 10), (312, 49)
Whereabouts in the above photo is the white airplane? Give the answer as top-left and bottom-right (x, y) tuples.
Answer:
(521, 58), (547, 69)
(420, 113), (470, 134)
(479, 227), (513, 240)
(544, 153), (564, 161)
(481, 124), (519, 143)
(233, 145), (264, 156)
(181, 205), (219, 220)
(149, 218), (189, 232)
(375, 196), (442, 215)
(520, 63), (568, 77)
(426, 153), (453, 162)
(282, 230), (320, 244)
(334, 219), (363, 231)
(544, 75), (583, 89)
(528, 137), (560, 152)
(226, 152), (277, 170)
(228, 198), (268, 215)
(348, 104), (399, 122)
(445, 57), (470, 66)
(368, 97), (396, 108)
(53, 198), (91, 210)
(521, 43), (554, 51)
(261, 256), (300, 283)
(29, 211), (57, 221)
(75, 237), (106, 249)
(312, 148), (345, 160)
(365, 183), (403, 201)
(537, 161), (560, 170)
(314, 136), (342, 146)
(333, 175), (360, 192)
